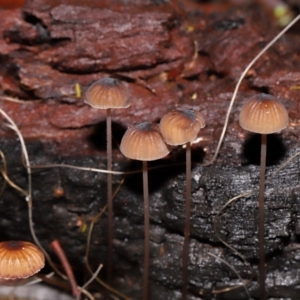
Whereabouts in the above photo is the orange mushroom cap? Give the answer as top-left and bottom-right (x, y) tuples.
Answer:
(85, 78), (129, 109)
(120, 122), (170, 161)
(0, 241), (45, 280)
(159, 109), (205, 145)
(239, 93), (288, 134)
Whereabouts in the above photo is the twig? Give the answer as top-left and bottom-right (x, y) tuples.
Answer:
(0, 109), (66, 279)
(31, 162), (153, 175)
(35, 273), (71, 291)
(26, 272), (55, 286)
(77, 287), (94, 300)
(50, 239), (79, 296)
(76, 264), (103, 300)
(0, 167), (28, 197)
(0, 95), (42, 103)
(0, 150), (7, 197)
(2, 118), (67, 280)
(208, 253), (253, 299)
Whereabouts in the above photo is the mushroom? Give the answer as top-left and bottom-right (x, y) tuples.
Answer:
(0, 240), (45, 280)
(85, 77), (129, 282)
(159, 108), (205, 299)
(239, 93), (288, 299)
(120, 122), (170, 300)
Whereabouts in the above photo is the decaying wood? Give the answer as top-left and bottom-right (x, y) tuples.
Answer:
(0, 0), (300, 299)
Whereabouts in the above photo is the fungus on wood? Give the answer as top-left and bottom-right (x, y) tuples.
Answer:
(120, 122), (170, 300)
(0, 1), (300, 299)
(85, 77), (129, 283)
(239, 93), (289, 300)
(159, 108), (205, 299)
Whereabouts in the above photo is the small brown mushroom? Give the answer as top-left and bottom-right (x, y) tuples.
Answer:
(159, 108), (205, 300)
(85, 78), (129, 109)
(159, 108), (205, 146)
(0, 240), (45, 280)
(239, 94), (288, 134)
(120, 122), (170, 161)
(120, 122), (170, 300)
(85, 77), (129, 283)
(239, 93), (288, 300)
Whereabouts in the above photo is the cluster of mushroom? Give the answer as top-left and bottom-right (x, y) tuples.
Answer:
(85, 77), (206, 300)
(85, 77), (289, 300)
(121, 110), (206, 300)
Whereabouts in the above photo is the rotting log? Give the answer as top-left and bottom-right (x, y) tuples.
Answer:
(0, 0), (300, 299)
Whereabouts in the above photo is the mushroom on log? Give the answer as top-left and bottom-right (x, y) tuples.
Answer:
(0, 0), (300, 299)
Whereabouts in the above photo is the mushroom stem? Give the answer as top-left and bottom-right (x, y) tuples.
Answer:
(50, 239), (78, 296)
(142, 160), (150, 300)
(106, 108), (113, 284)
(182, 141), (191, 300)
(258, 133), (267, 300)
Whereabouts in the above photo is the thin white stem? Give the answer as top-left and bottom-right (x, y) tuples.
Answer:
(76, 264), (103, 300)
(209, 253), (252, 299)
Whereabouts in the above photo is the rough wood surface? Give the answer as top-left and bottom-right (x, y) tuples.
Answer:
(0, 0), (300, 299)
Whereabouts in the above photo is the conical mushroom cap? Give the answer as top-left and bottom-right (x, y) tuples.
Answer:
(85, 78), (129, 109)
(239, 93), (288, 134)
(120, 122), (170, 161)
(0, 241), (45, 280)
(160, 109), (205, 145)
